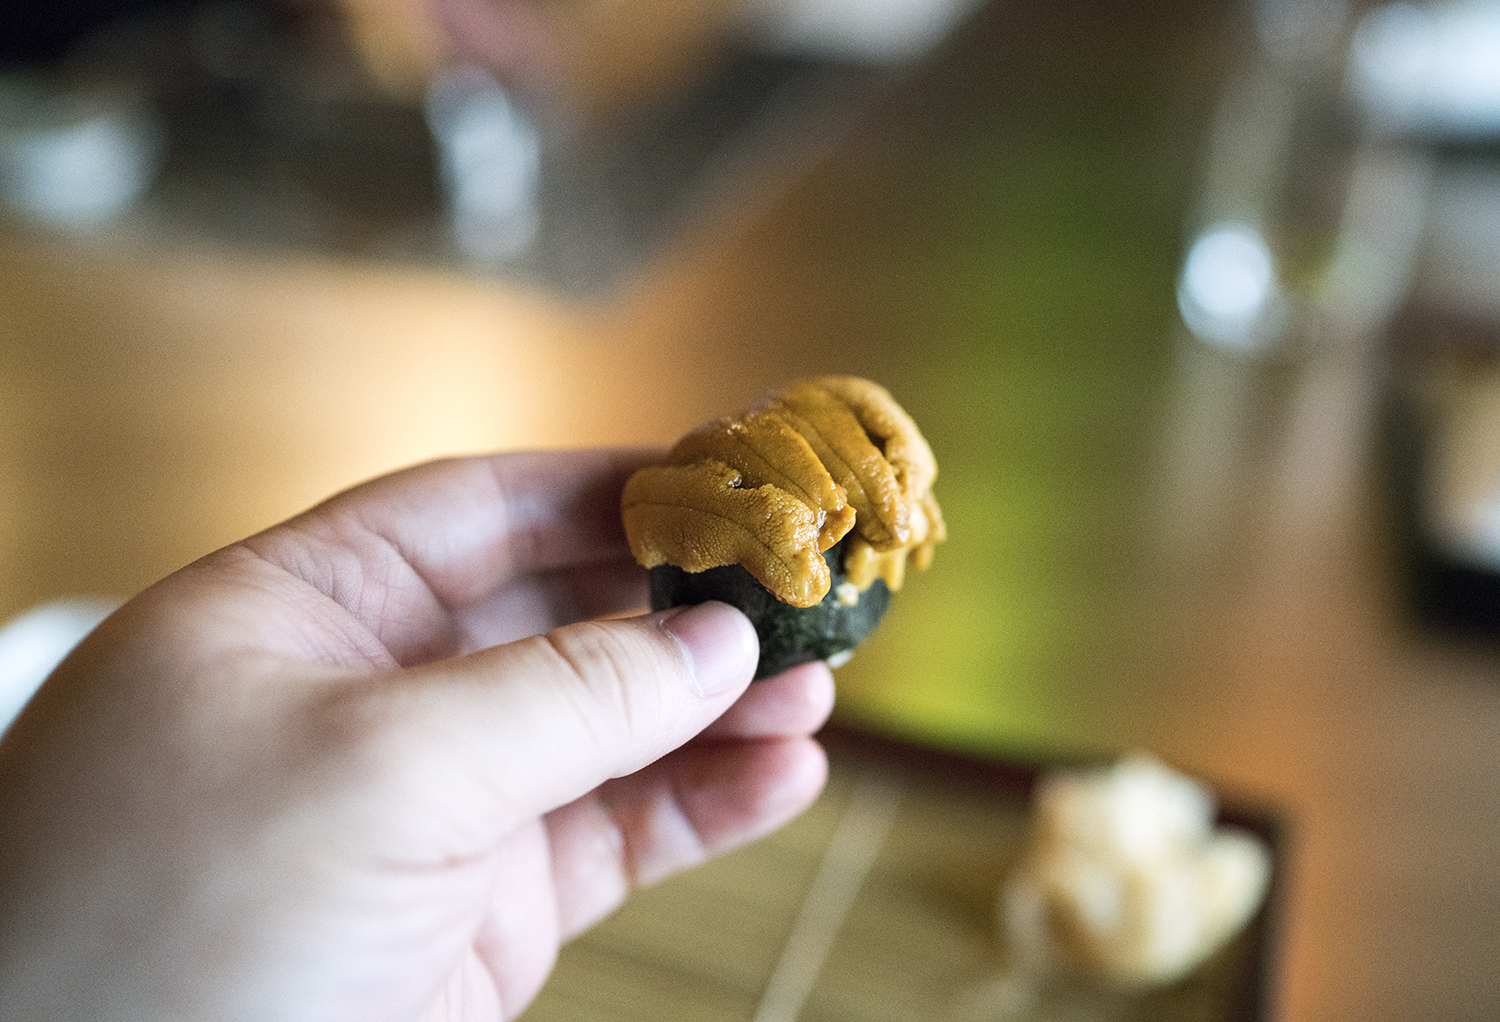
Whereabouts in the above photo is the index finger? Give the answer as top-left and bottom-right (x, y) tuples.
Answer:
(333, 447), (662, 595)
(242, 448), (663, 659)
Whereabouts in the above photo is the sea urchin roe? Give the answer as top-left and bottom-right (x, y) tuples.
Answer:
(620, 460), (828, 608)
(761, 381), (909, 551)
(813, 375), (937, 504)
(843, 490), (946, 591)
(621, 376), (943, 606)
(668, 410), (856, 551)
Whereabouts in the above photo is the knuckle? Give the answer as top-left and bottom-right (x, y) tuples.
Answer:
(537, 621), (685, 749)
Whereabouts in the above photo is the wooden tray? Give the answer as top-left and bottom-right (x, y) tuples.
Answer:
(521, 724), (1283, 1022)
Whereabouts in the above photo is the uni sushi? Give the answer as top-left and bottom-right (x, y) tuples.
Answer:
(621, 376), (944, 679)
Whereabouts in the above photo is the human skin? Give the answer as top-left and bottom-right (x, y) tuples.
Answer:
(0, 449), (834, 1021)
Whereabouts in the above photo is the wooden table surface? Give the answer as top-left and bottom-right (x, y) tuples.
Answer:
(4, 0), (1500, 1019)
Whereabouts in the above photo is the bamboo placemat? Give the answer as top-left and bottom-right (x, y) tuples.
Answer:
(522, 726), (1279, 1022)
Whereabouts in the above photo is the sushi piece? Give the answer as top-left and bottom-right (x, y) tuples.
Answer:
(621, 376), (944, 679)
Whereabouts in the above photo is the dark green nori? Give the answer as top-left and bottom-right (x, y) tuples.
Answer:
(649, 537), (891, 680)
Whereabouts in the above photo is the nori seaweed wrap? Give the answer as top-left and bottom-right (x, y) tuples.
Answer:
(649, 536), (892, 680)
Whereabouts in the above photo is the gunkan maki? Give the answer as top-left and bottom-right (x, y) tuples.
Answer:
(649, 536), (892, 679)
(621, 376), (944, 680)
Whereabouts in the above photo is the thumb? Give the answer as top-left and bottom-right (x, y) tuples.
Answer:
(351, 601), (760, 833)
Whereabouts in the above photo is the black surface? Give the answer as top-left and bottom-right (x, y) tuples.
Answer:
(649, 537), (892, 680)
(1381, 367), (1500, 637)
(0, 0), (195, 65)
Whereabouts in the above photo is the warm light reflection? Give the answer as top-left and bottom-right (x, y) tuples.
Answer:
(0, 232), (774, 623)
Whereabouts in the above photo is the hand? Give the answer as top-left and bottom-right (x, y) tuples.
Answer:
(0, 449), (833, 1021)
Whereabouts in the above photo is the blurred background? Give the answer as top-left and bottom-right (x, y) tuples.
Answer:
(4, 0), (1500, 1017)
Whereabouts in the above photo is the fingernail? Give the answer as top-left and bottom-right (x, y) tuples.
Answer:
(660, 601), (758, 697)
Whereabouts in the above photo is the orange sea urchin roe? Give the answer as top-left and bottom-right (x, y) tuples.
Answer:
(621, 376), (944, 607)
